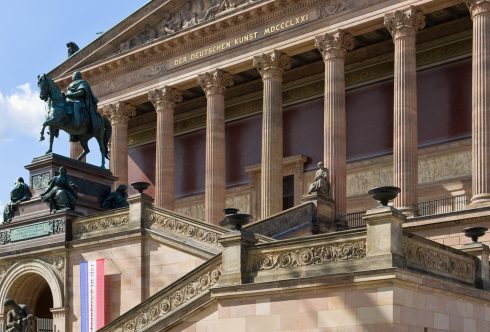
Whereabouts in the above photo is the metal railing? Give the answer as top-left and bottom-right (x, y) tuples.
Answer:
(37, 318), (53, 332)
(345, 211), (366, 229)
(344, 194), (471, 228)
(416, 194), (470, 217)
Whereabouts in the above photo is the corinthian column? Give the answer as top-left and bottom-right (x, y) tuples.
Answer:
(466, 0), (490, 206)
(197, 69), (234, 225)
(253, 50), (291, 219)
(315, 30), (354, 221)
(148, 86), (182, 210)
(103, 102), (136, 188)
(385, 7), (425, 216)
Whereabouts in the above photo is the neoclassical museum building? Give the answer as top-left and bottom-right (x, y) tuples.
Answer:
(2, 0), (490, 331)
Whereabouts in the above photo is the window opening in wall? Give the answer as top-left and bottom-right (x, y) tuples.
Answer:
(283, 175), (294, 210)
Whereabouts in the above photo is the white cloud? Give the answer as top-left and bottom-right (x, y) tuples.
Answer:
(0, 83), (46, 143)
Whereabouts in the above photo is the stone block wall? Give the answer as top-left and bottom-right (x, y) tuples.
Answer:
(166, 283), (490, 332)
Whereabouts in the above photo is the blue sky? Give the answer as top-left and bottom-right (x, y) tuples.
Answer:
(0, 1), (149, 220)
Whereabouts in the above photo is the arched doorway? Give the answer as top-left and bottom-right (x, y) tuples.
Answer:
(0, 260), (65, 332)
(6, 273), (54, 317)
(5, 273), (54, 332)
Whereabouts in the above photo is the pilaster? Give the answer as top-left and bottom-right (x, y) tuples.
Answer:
(197, 69), (234, 224)
(253, 50), (291, 219)
(385, 7), (425, 216)
(148, 86), (182, 210)
(103, 102), (136, 188)
(315, 30), (353, 221)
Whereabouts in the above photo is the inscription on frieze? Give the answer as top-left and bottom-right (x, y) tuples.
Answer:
(169, 11), (315, 68)
(0, 219), (65, 245)
(32, 172), (51, 190)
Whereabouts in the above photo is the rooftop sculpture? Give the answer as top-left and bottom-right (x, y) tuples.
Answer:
(2, 177), (32, 224)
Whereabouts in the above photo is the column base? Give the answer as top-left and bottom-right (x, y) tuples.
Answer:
(469, 193), (490, 208)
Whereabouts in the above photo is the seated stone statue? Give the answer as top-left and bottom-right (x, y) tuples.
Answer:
(308, 162), (331, 198)
(101, 184), (129, 210)
(2, 177), (32, 224)
(4, 299), (33, 332)
(40, 166), (78, 212)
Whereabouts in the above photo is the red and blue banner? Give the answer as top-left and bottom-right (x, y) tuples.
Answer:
(80, 259), (105, 332)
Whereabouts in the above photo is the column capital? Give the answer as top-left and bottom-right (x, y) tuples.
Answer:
(253, 50), (291, 79)
(384, 6), (425, 40)
(465, 0), (490, 18)
(103, 102), (136, 125)
(148, 86), (183, 111)
(197, 69), (234, 96)
(315, 30), (354, 61)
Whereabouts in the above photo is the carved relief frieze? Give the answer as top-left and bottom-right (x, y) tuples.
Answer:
(402, 237), (476, 284)
(120, 264), (221, 332)
(252, 240), (366, 271)
(175, 202), (205, 221)
(146, 210), (223, 248)
(72, 212), (130, 235)
(347, 149), (471, 197)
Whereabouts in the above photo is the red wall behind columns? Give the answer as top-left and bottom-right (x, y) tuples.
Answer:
(127, 59), (471, 198)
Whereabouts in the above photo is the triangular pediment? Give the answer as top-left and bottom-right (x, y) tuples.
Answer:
(49, 0), (260, 79)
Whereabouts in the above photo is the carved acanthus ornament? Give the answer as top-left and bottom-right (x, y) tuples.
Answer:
(197, 69), (234, 95)
(253, 50), (291, 79)
(102, 102), (136, 125)
(384, 6), (425, 40)
(72, 212), (130, 235)
(402, 237), (476, 284)
(252, 240), (366, 271)
(465, 0), (490, 17)
(148, 86), (183, 111)
(119, 264), (221, 332)
(146, 209), (223, 248)
(315, 30), (354, 60)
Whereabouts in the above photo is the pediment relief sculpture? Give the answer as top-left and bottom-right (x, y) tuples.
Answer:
(118, 0), (257, 53)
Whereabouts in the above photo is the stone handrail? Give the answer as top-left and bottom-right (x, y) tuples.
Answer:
(99, 255), (221, 332)
(145, 207), (228, 251)
(246, 229), (367, 282)
(71, 208), (130, 240)
(402, 232), (477, 285)
(244, 202), (315, 238)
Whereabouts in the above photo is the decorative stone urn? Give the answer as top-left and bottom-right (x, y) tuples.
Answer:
(131, 181), (150, 194)
(220, 208), (251, 230)
(368, 186), (401, 207)
(464, 227), (488, 243)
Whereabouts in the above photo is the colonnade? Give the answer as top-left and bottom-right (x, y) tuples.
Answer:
(101, 1), (490, 224)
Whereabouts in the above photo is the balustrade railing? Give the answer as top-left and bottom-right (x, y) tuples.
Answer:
(344, 194), (471, 228)
(36, 318), (53, 332)
(416, 194), (470, 217)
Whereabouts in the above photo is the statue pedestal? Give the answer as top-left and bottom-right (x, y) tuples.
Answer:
(301, 192), (337, 233)
(12, 153), (117, 222)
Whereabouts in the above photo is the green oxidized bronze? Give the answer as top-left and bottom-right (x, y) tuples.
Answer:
(37, 72), (112, 168)
(40, 166), (78, 212)
(2, 177), (32, 224)
(101, 184), (129, 210)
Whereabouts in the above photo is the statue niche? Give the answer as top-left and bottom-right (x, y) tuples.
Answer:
(3, 299), (34, 332)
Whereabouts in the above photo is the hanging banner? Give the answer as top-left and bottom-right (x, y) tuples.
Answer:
(80, 259), (105, 332)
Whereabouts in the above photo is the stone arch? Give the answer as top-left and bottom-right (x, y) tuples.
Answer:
(0, 259), (64, 312)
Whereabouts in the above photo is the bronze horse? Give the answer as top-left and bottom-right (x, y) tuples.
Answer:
(37, 74), (111, 168)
